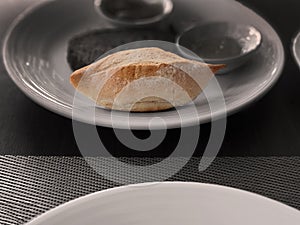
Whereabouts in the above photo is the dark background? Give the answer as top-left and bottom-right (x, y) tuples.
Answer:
(0, 0), (299, 157)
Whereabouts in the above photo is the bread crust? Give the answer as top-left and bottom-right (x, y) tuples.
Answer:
(70, 48), (225, 112)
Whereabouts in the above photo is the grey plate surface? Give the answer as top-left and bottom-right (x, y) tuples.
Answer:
(3, 0), (284, 129)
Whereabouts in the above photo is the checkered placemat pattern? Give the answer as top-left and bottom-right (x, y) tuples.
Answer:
(0, 156), (299, 224)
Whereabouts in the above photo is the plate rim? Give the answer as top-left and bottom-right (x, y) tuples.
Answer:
(292, 29), (300, 68)
(2, 0), (285, 130)
(26, 181), (300, 224)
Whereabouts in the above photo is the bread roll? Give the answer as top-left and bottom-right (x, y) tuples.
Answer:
(70, 47), (224, 112)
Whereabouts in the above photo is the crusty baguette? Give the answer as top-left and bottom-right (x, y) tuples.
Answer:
(70, 47), (224, 112)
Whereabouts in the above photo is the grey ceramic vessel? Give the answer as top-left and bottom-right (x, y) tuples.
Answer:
(2, 0), (284, 129)
(177, 22), (262, 74)
(292, 30), (300, 69)
(94, 0), (173, 27)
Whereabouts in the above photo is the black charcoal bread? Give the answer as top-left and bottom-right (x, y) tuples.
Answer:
(67, 28), (176, 71)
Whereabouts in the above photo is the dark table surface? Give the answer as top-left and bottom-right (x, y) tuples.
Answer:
(0, 0), (300, 157)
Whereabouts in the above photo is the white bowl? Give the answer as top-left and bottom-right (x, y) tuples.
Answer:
(27, 182), (300, 225)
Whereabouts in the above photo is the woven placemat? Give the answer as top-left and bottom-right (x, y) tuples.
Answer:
(0, 156), (299, 224)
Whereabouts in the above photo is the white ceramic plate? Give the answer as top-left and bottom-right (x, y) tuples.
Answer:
(27, 182), (300, 225)
(3, 0), (284, 129)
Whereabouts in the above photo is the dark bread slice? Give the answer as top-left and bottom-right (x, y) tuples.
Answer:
(67, 28), (176, 71)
